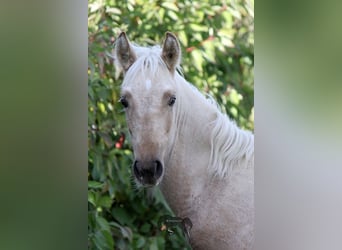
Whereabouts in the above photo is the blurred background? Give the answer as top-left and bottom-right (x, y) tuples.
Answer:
(88, 0), (254, 249)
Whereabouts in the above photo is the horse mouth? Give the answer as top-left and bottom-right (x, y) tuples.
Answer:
(134, 172), (162, 187)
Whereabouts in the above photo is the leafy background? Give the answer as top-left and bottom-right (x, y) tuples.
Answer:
(88, 0), (254, 249)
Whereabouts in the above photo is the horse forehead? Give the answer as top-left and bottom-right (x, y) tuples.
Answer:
(124, 77), (174, 94)
(138, 78), (166, 92)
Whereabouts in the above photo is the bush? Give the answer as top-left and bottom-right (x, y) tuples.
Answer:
(88, 0), (253, 249)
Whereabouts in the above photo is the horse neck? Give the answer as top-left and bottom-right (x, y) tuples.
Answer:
(161, 75), (254, 215)
(167, 74), (254, 175)
(161, 76), (217, 214)
(169, 75), (217, 165)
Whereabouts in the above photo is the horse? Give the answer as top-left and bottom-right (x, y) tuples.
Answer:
(114, 32), (254, 250)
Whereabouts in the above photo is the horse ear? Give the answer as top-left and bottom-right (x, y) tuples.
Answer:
(115, 32), (137, 72)
(161, 32), (181, 73)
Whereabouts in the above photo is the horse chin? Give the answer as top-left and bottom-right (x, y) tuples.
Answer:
(142, 183), (157, 188)
(136, 177), (163, 188)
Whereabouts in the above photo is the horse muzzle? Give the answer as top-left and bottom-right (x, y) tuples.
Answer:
(133, 160), (163, 186)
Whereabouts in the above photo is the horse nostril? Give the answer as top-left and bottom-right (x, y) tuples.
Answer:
(133, 161), (143, 179)
(133, 160), (163, 185)
(154, 160), (163, 179)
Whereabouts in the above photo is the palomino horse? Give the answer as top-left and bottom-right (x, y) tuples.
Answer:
(114, 32), (254, 250)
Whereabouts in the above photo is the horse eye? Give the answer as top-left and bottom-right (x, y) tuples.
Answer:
(119, 96), (129, 108)
(168, 96), (176, 106)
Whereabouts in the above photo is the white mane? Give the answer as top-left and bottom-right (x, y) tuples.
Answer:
(173, 74), (254, 178)
(209, 109), (254, 178)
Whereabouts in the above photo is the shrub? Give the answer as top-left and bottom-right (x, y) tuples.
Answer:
(88, 0), (253, 249)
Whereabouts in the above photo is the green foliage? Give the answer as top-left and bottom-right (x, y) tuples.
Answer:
(88, 0), (253, 249)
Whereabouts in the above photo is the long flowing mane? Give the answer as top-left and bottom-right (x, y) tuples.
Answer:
(208, 107), (254, 177)
(173, 73), (254, 178)
(116, 44), (254, 178)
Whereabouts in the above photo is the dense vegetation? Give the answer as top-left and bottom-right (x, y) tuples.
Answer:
(88, 0), (253, 249)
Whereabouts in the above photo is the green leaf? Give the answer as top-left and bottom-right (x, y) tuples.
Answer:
(112, 207), (133, 226)
(93, 216), (114, 250)
(189, 23), (208, 32)
(88, 190), (96, 206)
(178, 30), (188, 47)
(149, 237), (158, 250)
(161, 2), (179, 12)
(191, 49), (204, 72)
(97, 216), (110, 231)
(140, 223), (151, 233)
(93, 229), (114, 250)
(106, 7), (121, 15)
(88, 181), (104, 189)
(167, 10), (178, 21)
(135, 236), (146, 248)
(98, 195), (112, 209)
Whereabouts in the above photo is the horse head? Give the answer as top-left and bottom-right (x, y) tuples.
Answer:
(115, 32), (181, 187)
